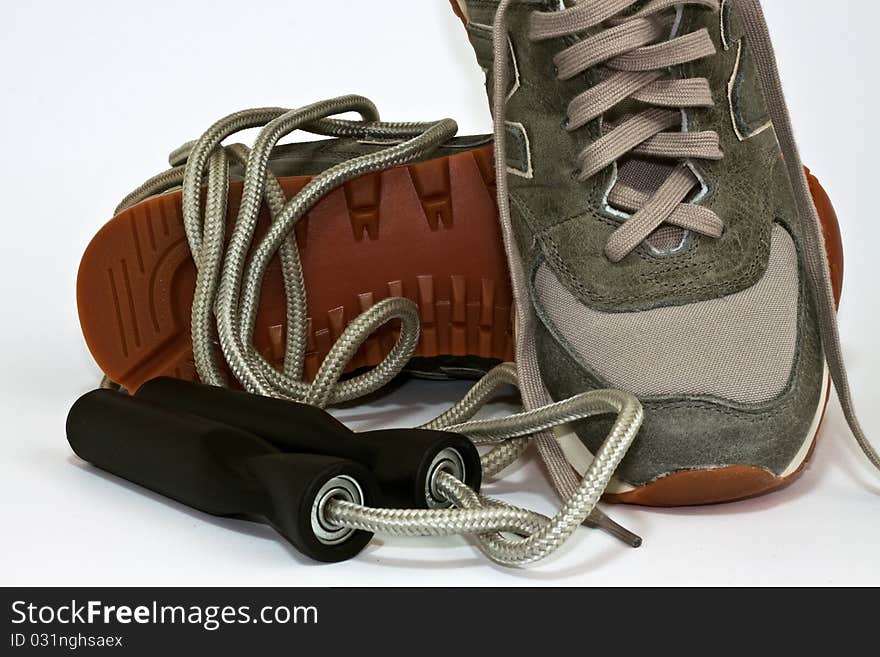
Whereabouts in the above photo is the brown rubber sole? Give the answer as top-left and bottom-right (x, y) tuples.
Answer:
(78, 143), (513, 393)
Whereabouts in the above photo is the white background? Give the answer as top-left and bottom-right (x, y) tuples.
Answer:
(1, 1), (878, 586)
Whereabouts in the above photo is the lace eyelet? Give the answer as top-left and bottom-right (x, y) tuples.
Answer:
(562, 116), (571, 130)
(570, 168), (582, 182)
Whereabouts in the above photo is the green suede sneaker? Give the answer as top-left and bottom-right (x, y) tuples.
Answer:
(452, 0), (879, 505)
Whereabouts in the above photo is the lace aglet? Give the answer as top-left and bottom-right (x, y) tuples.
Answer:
(584, 508), (642, 548)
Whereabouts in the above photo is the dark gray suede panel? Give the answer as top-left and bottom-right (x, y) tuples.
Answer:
(463, 1), (802, 313)
(722, 0), (772, 138)
(533, 225), (826, 486)
(538, 4), (799, 312)
(504, 123), (531, 176)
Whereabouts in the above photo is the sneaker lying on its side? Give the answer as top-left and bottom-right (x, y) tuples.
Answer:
(78, 109), (510, 393)
(451, 0), (878, 505)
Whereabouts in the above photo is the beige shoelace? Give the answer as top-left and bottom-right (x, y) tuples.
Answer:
(531, 0), (724, 262)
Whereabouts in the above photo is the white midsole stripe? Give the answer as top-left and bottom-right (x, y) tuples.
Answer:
(782, 364), (830, 477)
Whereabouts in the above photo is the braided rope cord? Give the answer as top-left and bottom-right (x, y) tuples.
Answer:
(113, 95), (644, 567)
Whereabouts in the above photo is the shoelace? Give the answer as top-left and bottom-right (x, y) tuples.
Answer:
(490, 0), (880, 475)
(532, 0), (725, 262)
(112, 95), (645, 567)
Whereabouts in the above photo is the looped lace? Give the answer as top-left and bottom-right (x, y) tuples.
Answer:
(329, 368), (644, 566)
(120, 98), (451, 406)
(530, 0), (723, 262)
(115, 95), (646, 566)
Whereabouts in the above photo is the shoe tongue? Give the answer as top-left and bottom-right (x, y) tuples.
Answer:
(622, 0), (653, 14)
(615, 1), (680, 28)
(616, 159), (687, 251)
